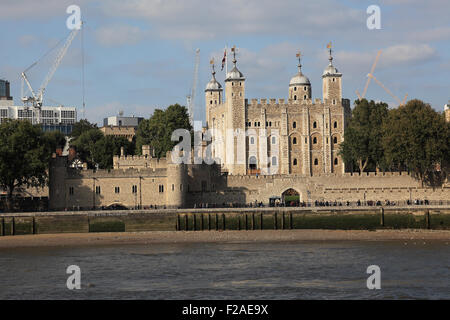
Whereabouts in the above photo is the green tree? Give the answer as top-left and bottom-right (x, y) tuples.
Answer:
(339, 99), (389, 173)
(136, 104), (192, 158)
(382, 99), (449, 186)
(70, 119), (97, 141)
(92, 136), (136, 170)
(0, 120), (52, 210)
(71, 128), (104, 168)
(44, 130), (66, 152)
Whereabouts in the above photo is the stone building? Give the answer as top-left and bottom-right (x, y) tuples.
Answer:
(47, 47), (450, 210)
(206, 48), (351, 176)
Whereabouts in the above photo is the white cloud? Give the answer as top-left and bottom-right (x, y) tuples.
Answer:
(101, 0), (364, 40)
(95, 25), (146, 47)
(0, 0), (89, 20)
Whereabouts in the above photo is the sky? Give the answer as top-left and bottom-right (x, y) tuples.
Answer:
(0, 0), (449, 126)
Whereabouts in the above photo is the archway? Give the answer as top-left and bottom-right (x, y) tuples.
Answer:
(282, 188), (300, 207)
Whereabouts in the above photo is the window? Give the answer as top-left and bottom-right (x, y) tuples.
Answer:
(313, 121), (317, 129)
(69, 187), (74, 195)
(210, 100), (213, 105)
(115, 187), (120, 194)
(250, 137), (255, 144)
(132, 185), (137, 193)
(333, 78), (335, 82)
(293, 159), (298, 166)
(269, 121), (272, 127)
(304, 86), (307, 91)
(332, 99), (336, 105)
(294, 95), (297, 100)
(293, 137), (297, 145)
(272, 157), (277, 166)
(272, 136), (276, 144)
(333, 137), (338, 144)
(201, 181), (207, 192)
(96, 186), (101, 194)
(172, 184), (174, 191)
(258, 122), (260, 127)
(334, 158), (338, 165)
(304, 95), (307, 100)
(314, 158), (318, 165)
(159, 185), (164, 193)
(313, 137), (317, 144)
(294, 87), (297, 91)
(334, 121), (338, 128)
(293, 121), (296, 128)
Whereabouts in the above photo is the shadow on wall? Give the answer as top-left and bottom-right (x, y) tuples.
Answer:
(52, 177), (105, 211)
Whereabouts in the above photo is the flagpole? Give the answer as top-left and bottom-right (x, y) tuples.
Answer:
(225, 44), (228, 75)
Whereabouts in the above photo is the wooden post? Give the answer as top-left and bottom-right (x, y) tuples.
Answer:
(184, 214), (188, 231)
(87, 216), (90, 233)
(245, 214), (248, 231)
(1, 217), (4, 236)
(380, 208), (385, 227)
(32, 216), (36, 235)
(12, 217), (15, 236)
(176, 214), (181, 231)
(289, 213), (293, 229)
(426, 210), (431, 229)
(201, 214), (204, 231)
(208, 214), (211, 231)
(260, 213), (263, 230)
(215, 214), (218, 231)
(193, 214), (197, 231)
(222, 214), (226, 230)
(274, 212), (278, 230)
(282, 213), (285, 230)
(238, 215), (241, 230)
(252, 213), (255, 230)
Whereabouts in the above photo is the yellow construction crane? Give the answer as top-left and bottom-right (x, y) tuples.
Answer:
(356, 49), (408, 107)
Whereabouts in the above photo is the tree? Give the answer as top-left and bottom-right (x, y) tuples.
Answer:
(339, 99), (388, 173)
(382, 99), (449, 186)
(92, 136), (136, 170)
(71, 128), (104, 168)
(0, 120), (52, 210)
(44, 130), (66, 152)
(70, 119), (97, 141)
(136, 104), (192, 158)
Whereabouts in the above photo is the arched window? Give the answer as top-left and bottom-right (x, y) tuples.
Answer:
(304, 86), (307, 91)
(272, 157), (277, 166)
(304, 95), (307, 100)
(334, 121), (337, 128)
(272, 136), (276, 144)
(294, 87), (297, 91)
(333, 137), (338, 144)
(313, 137), (317, 144)
(250, 137), (255, 144)
(334, 158), (338, 165)
(293, 137), (297, 145)
(294, 95), (297, 100)
(293, 121), (296, 128)
(293, 159), (297, 166)
(249, 156), (257, 170)
(210, 100), (213, 105)
(313, 121), (317, 129)
(314, 158), (318, 165)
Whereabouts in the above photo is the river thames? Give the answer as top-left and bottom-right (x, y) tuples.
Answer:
(0, 240), (448, 299)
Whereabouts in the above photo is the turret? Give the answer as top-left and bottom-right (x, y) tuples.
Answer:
(205, 60), (223, 128)
(289, 52), (311, 101)
(322, 42), (342, 105)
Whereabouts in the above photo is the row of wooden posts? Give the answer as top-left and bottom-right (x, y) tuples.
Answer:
(1, 216), (37, 236)
(175, 212), (294, 231)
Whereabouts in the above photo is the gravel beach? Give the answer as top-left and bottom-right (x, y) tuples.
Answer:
(0, 229), (449, 248)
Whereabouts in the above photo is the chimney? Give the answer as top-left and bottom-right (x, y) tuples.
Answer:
(120, 146), (125, 157)
(142, 145), (151, 157)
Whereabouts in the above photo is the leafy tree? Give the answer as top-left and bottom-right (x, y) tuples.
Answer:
(136, 104), (192, 158)
(71, 128), (104, 168)
(70, 119), (97, 141)
(92, 136), (136, 170)
(382, 99), (449, 186)
(339, 99), (388, 173)
(0, 120), (52, 210)
(44, 130), (66, 152)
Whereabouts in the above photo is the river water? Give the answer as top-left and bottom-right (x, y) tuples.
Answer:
(0, 240), (448, 299)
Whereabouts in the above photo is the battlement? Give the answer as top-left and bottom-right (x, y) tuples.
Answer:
(247, 98), (320, 108)
(67, 167), (168, 179)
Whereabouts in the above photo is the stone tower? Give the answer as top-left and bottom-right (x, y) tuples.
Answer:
(289, 52), (311, 102)
(322, 46), (342, 105)
(224, 48), (246, 175)
(445, 103), (450, 123)
(205, 63), (223, 128)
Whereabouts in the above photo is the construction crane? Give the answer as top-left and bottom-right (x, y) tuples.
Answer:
(356, 50), (382, 100)
(356, 49), (407, 107)
(186, 48), (200, 126)
(21, 23), (81, 123)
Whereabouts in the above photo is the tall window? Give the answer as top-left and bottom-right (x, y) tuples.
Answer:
(293, 121), (296, 128)
(159, 185), (164, 193)
(293, 159), (298, 166)
(272, 157), (277, 166)
(96, 186), (101, 194)
(272, 136), (276, 144)
(293, 137), (297, 145)
(333, 137), (338, 144)
(115, 187), (120, 194)
(314, 158), (318, 165)
(334, 121), (338, 128)
(132, 185), (138, 193)
(313, 137), (317, 144)
(313, 121), (317, 129)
